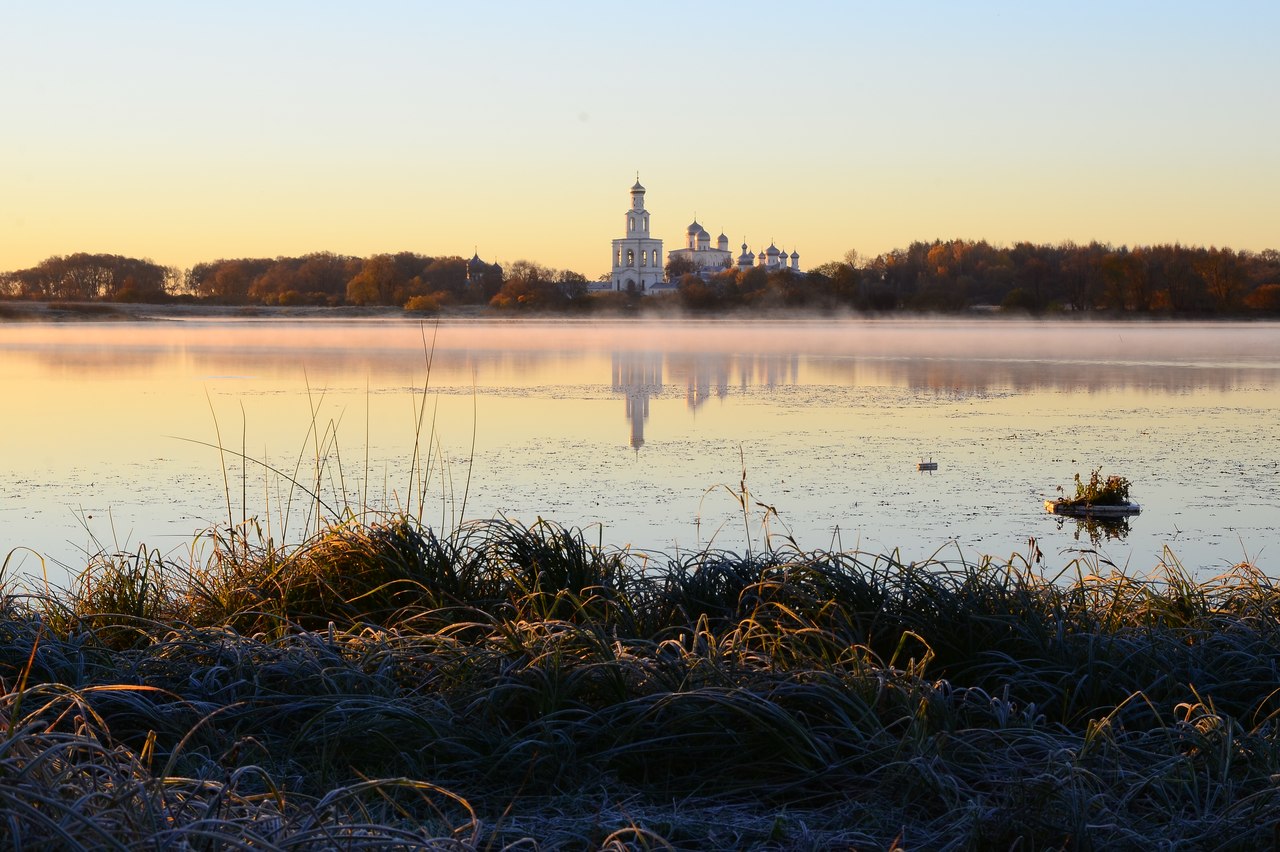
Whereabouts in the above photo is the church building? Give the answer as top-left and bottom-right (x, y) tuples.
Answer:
(606, 177), (800, 293)
(465, 252), (502, 288)
(736, 241), (801, 274)
(667, 221), (734, 275)
(608, 179), (664, 292)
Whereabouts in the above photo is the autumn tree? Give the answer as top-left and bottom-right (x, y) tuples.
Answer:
(1101, 250), (1140, 311)
(665, 255), (697, 281)
(187, 258), (273, 303)
(1245, 284), (1280, 313)
(807, 253), (862, 306)
(3, 254), (170, 301)
(1145, 245), (1208, 313)
(1008, 242), (1061, 312)
(345, 254), (399, 305)
(295, 253), (361, 303)
(556, 269), (589, 301)
(733, 266), (768, 303)
(1196, 247), (1247, 312)
(677, 271), (728, 311)
(490, 260), (585, 310)
(874, 246), (926, 309)
(421, 257), (468, 297)
(1058, 242), (1107, 311)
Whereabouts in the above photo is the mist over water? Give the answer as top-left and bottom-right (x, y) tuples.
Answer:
(2, 317), (1277, 584)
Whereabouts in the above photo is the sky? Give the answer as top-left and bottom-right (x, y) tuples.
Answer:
(2, 1), (1277, 279)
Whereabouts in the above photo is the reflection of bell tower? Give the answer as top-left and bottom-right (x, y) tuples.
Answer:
(611, 352), (662, 448)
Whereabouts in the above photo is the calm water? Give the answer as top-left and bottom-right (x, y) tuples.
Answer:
(2, 317), (1278, 583)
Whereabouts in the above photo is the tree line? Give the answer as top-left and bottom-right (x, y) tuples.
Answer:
(0, 252), (595, 312)
(842, 240), (1280, 314)
(0, 253), (180, 302)
(674, 240), (1280, 314)
(3, 241), (1279, 314)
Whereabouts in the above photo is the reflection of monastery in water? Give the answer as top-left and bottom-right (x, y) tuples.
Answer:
(611, 353), (662, 449)
(609, 351), (801, 447)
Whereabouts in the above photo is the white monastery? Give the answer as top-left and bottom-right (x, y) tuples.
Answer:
(606, 177), (800, 293)
(667, 221), (733, 275)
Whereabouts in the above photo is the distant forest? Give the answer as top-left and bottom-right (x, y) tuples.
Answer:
(3, 241), (1279, 315)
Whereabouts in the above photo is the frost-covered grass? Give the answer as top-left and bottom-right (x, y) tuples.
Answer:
(2, 518), (1279, 849)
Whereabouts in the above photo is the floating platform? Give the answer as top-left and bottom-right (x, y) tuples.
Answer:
(1044, 500), (1141, 518)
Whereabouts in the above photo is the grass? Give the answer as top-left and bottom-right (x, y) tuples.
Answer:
(2, 516), (1280, 849)
(1054, 467), (1134, 508)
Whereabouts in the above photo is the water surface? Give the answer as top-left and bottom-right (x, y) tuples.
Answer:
(2, 318), (1277, 582)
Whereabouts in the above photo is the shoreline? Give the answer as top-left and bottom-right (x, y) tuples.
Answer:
(0, 300), (420, 322)
(2, 299), (1274, 324)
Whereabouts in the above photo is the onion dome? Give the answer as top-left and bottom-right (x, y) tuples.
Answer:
(686, 220), (702, 236)
(467, 252), (486, 270)
(790, 250), (799, 259)
(766, 244), (780, 257)
(631, 179), (645, 192)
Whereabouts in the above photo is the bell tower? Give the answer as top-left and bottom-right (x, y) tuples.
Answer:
(610, 176), (664, 293)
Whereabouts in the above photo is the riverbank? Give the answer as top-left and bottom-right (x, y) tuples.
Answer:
(0, 300), (423, 322)
(3, 512), (1278, 848)
(6, 298), (1277, 325)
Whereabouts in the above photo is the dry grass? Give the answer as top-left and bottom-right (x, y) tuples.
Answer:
(3, 518), (1279, 849)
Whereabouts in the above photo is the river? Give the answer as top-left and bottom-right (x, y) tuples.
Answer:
(2, 317), (1277, 584)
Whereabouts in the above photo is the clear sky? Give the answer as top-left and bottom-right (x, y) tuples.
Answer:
(3, 1), (1277, 279)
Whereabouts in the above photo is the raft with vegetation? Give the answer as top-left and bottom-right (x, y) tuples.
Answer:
(1046, 468), (1141, 517)
(2, 514), (1277, 849)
